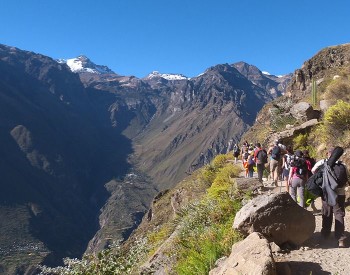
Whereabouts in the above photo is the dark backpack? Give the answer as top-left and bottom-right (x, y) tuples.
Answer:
(243, 152), (250, 161)
(306, 169), (324, 197)
(332, 161), (348, 188)
(292, 157), (308, 177)
(257, 149), (268, 164)
(271, 146), (281, 160)
(306, 161), (348, 198)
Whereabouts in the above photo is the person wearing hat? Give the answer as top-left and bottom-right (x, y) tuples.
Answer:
(288, 149), (309, 208)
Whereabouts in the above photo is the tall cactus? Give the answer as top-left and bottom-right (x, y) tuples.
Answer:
(312, 79), (317, 107)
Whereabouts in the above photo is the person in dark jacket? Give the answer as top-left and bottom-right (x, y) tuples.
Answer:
(312, 147), (349, 248)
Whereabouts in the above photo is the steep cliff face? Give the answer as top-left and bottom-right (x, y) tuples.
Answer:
(288, 43), (350, 99)
(0, 45), (138, 272)
(76, 62), (284, 253)
(133, 64), (273, 188)
(78, 63), (277, 190)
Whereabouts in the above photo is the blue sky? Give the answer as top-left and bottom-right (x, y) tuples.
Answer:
(1, 0), (349, 78)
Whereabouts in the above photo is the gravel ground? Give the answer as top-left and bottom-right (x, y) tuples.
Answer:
(272, 190), (350, 275)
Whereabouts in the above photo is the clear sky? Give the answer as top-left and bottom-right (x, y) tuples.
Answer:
(1, 0), (349, 78)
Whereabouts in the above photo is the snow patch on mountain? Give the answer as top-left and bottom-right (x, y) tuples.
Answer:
(146, 71), (188, 80)
(58, 55), (115, 74)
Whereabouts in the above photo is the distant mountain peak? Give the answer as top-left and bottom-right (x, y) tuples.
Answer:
(58, 56), (115, 74)
(145, 71), (188, 81)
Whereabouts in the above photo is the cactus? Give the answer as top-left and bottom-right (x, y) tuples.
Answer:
(312, 79), (317, 107)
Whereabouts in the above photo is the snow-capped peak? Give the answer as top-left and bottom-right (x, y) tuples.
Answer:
(262, 71), (271, 76)
(57, 55), (115, 74)
(146, 71), (188, 81)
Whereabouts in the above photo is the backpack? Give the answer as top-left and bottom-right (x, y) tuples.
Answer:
(271, 146), (281, 160)
(284, 154), (294, 169)
(243, 152), (250, 161)
(233, 145), (240, 154)
(306, 168), (324, 197)
(257, 149), (268, 164)
(292, 157), (308, 177)
(306, 161), (348, 198)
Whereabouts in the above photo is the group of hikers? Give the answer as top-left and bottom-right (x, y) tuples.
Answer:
(232, 140), (349, 248)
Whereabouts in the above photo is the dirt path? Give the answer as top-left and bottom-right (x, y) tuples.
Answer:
(237, 162), (350, 274)
(272, 189), (350, 275)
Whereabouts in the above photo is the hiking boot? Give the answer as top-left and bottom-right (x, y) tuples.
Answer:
(338, 240), (345, 248)
(274, 181), (279, 187)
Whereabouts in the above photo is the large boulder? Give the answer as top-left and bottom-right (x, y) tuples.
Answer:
(233, 192), (315, 247)
(290, 102), (319, 121)
(209, 232), (276, 275)
(319, 99), (332, 113)
(233, 177), (264, 194)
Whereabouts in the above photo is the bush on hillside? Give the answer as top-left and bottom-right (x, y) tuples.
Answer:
(207, 164), (241, 198)
(324, 78), (350, 103)
(316, 100), (350, 146)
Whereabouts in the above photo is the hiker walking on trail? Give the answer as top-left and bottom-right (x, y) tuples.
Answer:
(282, 145), (294, 192)
(311, 147), (349, 248)
(288, 150), (310, 208)
(242, 147), (250, 178)
(254, 143), (268, 183)
(232, 143), (240, 164)
(268, 140), (283, 186)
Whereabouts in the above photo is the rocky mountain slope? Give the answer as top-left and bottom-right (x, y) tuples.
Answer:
(113, 43), (350, 275)
(242, 43), (350, 148)
(0, 43), (289, 273)
(0, 45), (159, 273)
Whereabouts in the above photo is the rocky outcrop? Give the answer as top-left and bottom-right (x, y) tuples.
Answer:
(233, 192), (315, 247)
(290, 102), (320, 121)
(319, 99), (333, 113)
(271, 118), (319, 142)
(209, 232), (277, 275)
(233, 177), (264, 194)
(288, 43), (350, 97)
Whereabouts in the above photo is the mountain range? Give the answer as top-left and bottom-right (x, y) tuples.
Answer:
(0, 44), (291, 273)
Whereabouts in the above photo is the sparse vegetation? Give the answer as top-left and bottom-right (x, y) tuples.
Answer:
(324, 77), (350, 103)
(174, 156), (243, 274)
(316, 100), (350, 146)
(39, 154), (246, 274)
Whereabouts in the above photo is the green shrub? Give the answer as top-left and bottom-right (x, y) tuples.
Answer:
(211, 154), (229, 169)
(207, 164), (241, 198)
(324, 100), (350, 133)
(175, 197), (242, 275)
(293, 133), (308, 148)
(314, 100), (350, 147)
